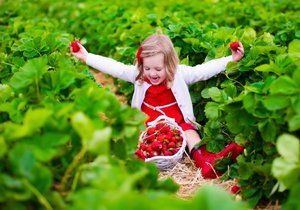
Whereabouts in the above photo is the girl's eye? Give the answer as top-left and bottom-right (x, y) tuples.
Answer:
(144, 68), (150, 71)
(156, 68), (162, 71)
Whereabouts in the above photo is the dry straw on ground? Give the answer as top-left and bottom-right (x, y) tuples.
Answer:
(158, 152), (238, 199)
(158, 153), (280, 210)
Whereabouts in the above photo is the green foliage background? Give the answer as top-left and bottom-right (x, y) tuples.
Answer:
(0, 0), (299, 209)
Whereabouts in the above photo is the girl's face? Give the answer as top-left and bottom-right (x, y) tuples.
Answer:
(143, 53), (167, 85)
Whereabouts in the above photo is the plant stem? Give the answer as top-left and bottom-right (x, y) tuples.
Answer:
(58, 146), (86, 193)
(22, 179), (53, 210)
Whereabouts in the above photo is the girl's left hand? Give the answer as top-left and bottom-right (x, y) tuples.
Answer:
(231, 42), (244, 61)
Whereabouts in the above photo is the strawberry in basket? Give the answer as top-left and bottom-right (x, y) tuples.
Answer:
(135, 122), (183, 160)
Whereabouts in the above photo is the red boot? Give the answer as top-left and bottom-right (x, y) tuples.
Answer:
(192, 145), (222, 179)
(192, 143), (244, 179)
(217, 143), (244, 160)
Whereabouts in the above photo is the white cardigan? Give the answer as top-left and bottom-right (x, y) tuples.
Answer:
(86, 53), (233, 123)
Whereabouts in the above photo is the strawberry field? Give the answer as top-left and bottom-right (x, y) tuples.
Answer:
(0, 0), (299, 209)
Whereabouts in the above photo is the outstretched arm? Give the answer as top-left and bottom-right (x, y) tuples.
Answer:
(181, 42), (244, 85)
(70, 42), (137, 83)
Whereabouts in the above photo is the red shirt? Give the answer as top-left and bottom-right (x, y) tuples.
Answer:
(141, 80), (195, 131)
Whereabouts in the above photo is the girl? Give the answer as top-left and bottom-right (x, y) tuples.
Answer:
(70, 34), (245, 179)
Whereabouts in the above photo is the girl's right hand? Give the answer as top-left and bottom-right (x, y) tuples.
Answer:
(70, 41), (88, 63)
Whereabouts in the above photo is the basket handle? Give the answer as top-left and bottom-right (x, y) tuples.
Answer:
(147, 115), (176, 127)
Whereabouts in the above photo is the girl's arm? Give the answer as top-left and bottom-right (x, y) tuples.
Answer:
(70, 43), (137, 83)
(181, 42), (244, 85)
(180, 56), (233, 85)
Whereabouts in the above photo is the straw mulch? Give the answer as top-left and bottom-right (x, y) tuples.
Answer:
(158, 153), (281, 210)
(158, 152), (238, 199)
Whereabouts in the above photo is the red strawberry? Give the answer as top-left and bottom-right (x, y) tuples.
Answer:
(146, 146), (153, 153)
(139, 143), (147, 151)
(168, 142), (176, 148)
(230, 185), (240, 194)
(151, 141), (162, 152)
(229, 41), (239, 51)
(170, 136), (177, 143)
(144, 134), (155, 143)
(147, 127), (156, 135)
(71, 40), (80, 52)
(165, 133), (173, 140)
(173, 148), (180, 154)
(161, 126), (171, 134)
(163, 151), (173, 156)
(155, 123), (165, 130)
(157, 134), (165, 143)
(135, 149), (146, 160)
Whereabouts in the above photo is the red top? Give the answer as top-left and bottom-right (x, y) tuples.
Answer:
(141, 80), (195, 131)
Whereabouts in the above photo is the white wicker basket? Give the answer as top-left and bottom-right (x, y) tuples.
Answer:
(138, 115), (187, 171)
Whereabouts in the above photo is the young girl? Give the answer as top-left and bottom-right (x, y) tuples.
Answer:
(70, 34), (245, 179)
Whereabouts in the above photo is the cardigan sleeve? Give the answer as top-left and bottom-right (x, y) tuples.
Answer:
(86, 53), (138, 83)
(179, 56), (233, 85)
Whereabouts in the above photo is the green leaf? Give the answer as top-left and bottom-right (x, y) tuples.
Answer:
(258, 120), (276, 142)
(288, 114), (300, 132)
(201, 88), (210, 99)
(205, 102), (220, 119)
(71, 112), (95, 146)
(262, 95), (290, 110)
(243, 93), (255, 114)
(269, 76), (298, 95)
(9, 56), (48, 90)
(272, 158), (299, 189)
(283, 183), (300, 210)
(192, 185), (248, 210)
(255, 63), (274, 73)
(87, 127), (112, 155)
(208, 87), (222, 102)
(0, 84), (14, 103)
(225, 61), (238, 74)
(4, 108), (52, 140)
(241, 27), (256, 43)
(276, 134), (299, 163)
(0, 136), (7, 159)
(288, 39), (300, 56)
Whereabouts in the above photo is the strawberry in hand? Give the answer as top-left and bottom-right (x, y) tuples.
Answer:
(229, 41), (244, 62)
(70, 40), (89, 63)
(229, 41), (239, 51)
(70, 40), (80, 52)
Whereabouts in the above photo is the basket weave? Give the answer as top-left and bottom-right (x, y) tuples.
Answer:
(139, 116), (187, 171)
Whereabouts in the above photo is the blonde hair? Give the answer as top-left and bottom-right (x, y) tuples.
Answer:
(135, 34), (179, 88)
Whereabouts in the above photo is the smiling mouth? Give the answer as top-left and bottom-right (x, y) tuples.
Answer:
(150, 77), (160, 83)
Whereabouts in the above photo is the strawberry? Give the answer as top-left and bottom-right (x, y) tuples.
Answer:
(147, 127), (156, 135)
(157, 134), (165, 143)
(168, 142), (176, 148)
(146, 146), (153, 153)
(139, 143), (147, 150)
(151, 141), (162, 152)
(229, 41), (239, 51)
(70, 40), (80, 52)
(135, 149), (146, 160)
(165, 133), (173, 140)
(230, 185), (240, 194)
(170, 136), (177, 143)
(155, 122), (165, 130)
(161, 126), (171, 134)
(163, 150), (173, 156)
(144, 134), (155, 143)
